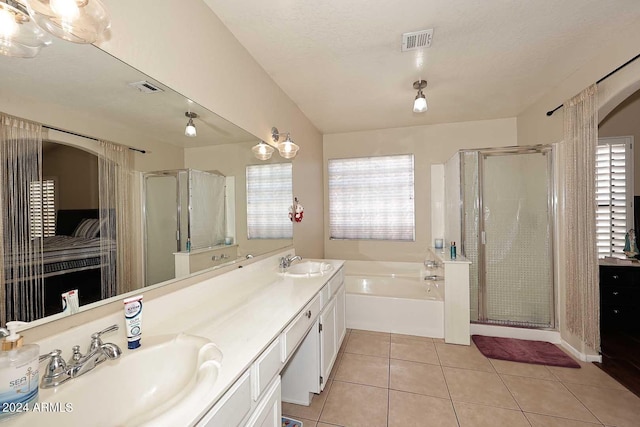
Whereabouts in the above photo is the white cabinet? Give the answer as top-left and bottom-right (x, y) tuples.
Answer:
(197, 371), (252, 427)
(282, 269), (346, 402)
(319, 297), (337, 391)
(245, 376), (282, 427)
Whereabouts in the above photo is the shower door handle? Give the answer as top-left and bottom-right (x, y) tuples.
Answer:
(481, 231), (486, 245)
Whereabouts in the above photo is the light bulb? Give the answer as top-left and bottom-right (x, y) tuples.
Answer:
(185, 119), (196, 137)
(50, 0), (80, 20)
(413, 94), (427, 113)
(0, 8), (19, 38)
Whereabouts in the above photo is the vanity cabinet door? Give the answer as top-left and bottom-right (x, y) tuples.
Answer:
(335, 283), (346, 348)
(245, 376), (282, 427)
(319, 297), (337, 391)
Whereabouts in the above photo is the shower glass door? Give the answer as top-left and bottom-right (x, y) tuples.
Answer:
(466, 146), (554, 328)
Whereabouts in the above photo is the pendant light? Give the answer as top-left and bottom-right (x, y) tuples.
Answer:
(0, 0), (51, 58)
(413, 80), (428, 113)
(184, 112), (197, 137)
(25, 0), (110, 44)
(252, 141), (274, 160)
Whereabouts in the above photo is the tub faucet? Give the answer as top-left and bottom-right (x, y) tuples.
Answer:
(279, 254), (303, 270)
(39, 324), (122, 389)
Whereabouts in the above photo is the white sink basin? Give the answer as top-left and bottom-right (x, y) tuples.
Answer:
(15, 333), (222, 427)
(286, 261), (333, 277)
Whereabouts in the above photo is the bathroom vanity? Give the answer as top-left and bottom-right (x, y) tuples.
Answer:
(9, 251), (344, 427)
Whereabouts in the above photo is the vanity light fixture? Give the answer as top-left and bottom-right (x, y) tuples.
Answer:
(271, 127), (299, 159)
(184, 112), (197, 138)
(0, 0), (51, 58)
(0, 0), (109, 58)
(251, 141), (274, 160)
(413, 80), (428, 113)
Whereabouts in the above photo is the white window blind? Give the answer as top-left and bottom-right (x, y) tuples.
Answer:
(596, 137), (634, 258)
(329, 154), (415, 240)
(29, 179), (56, 238)
(246, 163), (293, 239)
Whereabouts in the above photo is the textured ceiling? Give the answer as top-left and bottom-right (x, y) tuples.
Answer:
(204, 0), (640, 134)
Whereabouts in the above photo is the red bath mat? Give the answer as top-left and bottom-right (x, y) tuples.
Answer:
(472, 335), (581, 368)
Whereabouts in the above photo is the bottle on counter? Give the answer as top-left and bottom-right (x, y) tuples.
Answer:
(450, 241), (457, 260)
(0, 321), (39, 419)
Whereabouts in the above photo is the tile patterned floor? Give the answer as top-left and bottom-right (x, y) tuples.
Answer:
(282, 329), (640, 427)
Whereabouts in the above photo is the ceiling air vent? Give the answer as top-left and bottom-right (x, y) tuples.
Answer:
(128, 80), (164, 93)
(401, 29), (433, 52)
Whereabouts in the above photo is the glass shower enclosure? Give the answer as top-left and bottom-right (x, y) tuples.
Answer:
(143, 169), (226, 286)
(459, 145), (555, 329)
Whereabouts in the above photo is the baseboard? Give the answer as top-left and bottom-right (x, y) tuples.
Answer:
(560, 339), (602, 363)
(470, 323), (561, 343)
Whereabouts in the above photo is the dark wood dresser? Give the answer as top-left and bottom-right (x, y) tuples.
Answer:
(600, 264), (640, 332)
(597, 262), (640, 398)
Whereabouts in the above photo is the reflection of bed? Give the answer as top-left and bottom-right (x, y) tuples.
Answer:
(4, 209), (114, 317)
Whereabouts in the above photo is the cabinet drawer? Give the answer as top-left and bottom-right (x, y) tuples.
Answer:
(601, 286), (639, 305)
(600, 266), (638, 286)
(281, 294), (321, 362)
(327, 268), (344, 297)
(197, 371), (251, 427)
(251, 337), (282, 401)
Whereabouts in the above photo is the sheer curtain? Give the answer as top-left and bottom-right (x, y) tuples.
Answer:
(98, 141), (134, 298)
(0, 113), (44, 324)
(563, 84), (600, 351)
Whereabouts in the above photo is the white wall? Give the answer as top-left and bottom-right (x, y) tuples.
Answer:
(323, 118), (517, 261)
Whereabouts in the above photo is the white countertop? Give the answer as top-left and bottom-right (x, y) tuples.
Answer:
(8, 254), (344, 426)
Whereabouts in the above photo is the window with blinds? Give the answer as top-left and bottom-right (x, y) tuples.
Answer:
(596, 137), (634, 258)
(328, 154), (415, 240)
(29, 179), (56, 238)
(246, 163), (293, 239)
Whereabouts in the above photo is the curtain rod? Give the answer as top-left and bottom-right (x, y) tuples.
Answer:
(43, 125), (147, 154)
(546, 51), (640, 117)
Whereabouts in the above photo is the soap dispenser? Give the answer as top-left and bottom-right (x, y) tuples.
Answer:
(0, 321), (39, 418)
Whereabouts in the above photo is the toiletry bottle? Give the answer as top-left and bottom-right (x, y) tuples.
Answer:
(186, 237), (191, 252)
(0, 322), (39, 419)
(450, 242), (457, 260)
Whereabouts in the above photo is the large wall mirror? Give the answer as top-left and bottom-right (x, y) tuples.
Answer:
(0, 41), (292, 325)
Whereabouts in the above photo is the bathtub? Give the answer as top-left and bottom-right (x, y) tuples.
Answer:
(345, 275), (444, 338)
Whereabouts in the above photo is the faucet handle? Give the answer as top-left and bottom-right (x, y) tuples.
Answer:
(71, 345), (83, 362)
(89, 324), (119, 351)
(39, 350), (70, 388)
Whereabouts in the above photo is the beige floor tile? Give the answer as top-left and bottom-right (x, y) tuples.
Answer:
(443, 366), (518, 409)
(433, 338), (446, 343)
(320, 381), (388, 427)
(389, 358), (449, 398)
(391, 333), (434, 343)
(525, 412), (604, 426)
(334, 352), (389, 388)
(282, 379), (333, 421)
(501, 375), (599, 423)
(328, 352), (343, 380)
(490, 358), (557, 380)
(548, 362), (627, 390)
(388, 390), (458, 427)
(454, 401), (530, 427)
(317, 423), (343, 427)
(391, 339), (440, 365)
(350, 329), (391, 338)
(345, 331), (390, 357)
(435, 343), (495, 372)
(338, 334), (349, 354)
(565, 382), (640, 427)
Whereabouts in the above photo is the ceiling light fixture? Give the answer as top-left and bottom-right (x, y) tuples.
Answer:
(271, 127), (299, 159)
(413, 80), (428, 113)
(251, 141), (275, 160)
(0, 0), (109, 58)
(184, 112), (197, 138)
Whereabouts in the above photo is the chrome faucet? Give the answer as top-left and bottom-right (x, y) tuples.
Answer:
(279, 254), (303, 270)
(39, 324), (122, 389)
